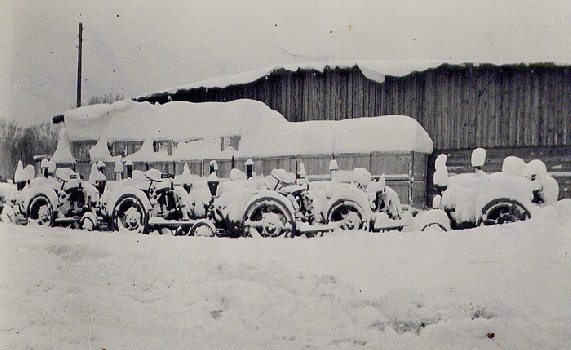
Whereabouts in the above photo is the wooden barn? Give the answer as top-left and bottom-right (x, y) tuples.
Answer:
(136, 61), (571, 200)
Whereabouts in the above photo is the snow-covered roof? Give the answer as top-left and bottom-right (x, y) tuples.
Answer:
(239, 115), (433, 156)
(63, 99), (433, 161)
(146, 60), (449, 95)
(142, 60), (566, 97)
(64, 99), (286, 143)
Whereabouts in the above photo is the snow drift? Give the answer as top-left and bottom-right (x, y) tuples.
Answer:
(1, 203), (570, 349)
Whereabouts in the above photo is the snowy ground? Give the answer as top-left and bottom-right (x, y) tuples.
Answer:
(1, 203), (570, 349)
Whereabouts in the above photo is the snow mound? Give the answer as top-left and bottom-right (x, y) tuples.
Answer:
(89, 138), (121, 163)
(125, 140), (170, 163)
(523, 159), (559, 205)
(50, 128), (75, 163)
(470, 148), (486, 168)
(2, 216), (570, 349)
(502, 156), (526, 176)
(14, 161), (26, 183)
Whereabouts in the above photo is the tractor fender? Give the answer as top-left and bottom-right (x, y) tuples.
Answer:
(325, 185), (372, 223)
(244, 190), (296, 219)
(21, 184), (59, 215)
(103, 186), (151, 218)
(474, 173), (535, 220)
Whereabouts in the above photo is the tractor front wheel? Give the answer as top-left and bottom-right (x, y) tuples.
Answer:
(326, 199), (365, 230)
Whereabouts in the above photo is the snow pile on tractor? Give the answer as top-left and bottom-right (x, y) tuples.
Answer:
(419, 148), (560, 231)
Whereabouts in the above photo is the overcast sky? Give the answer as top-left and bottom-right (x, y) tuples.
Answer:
(2, 0), (571, 126)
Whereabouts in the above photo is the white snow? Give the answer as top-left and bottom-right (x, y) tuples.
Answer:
(470, 147), (486, 168)
(502, 156), (527, 177)
(63, 99), (433, 162)
(153, 60), (459, 94)
(523, 159), (560, 205)
(433, 154), (449, 187)
(89, 138), (121, 163)
(50, 128), (76, 164)
(13, 161), (25, 183)
(1, 205), (570, 349)
(173, 164), (201, 186)
(0, 182), (17, 202)
(171, 137), (235, 161)
(88, 164), (107, 184)
(125, 139), (171, 163)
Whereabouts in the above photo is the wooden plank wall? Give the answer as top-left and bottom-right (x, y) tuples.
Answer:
(153, 63), (571, 151)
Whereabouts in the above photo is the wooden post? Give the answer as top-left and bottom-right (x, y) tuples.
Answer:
(77, 22), (83, 108)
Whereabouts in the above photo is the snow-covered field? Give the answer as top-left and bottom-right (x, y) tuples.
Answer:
(1, 202), (570, 349)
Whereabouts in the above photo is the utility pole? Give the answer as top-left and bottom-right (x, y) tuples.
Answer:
(77, 22), (83, 108)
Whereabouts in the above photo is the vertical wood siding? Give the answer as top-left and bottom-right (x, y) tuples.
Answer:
(146, 63), (571, 151)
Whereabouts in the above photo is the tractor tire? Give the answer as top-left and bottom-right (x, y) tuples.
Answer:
(480, 198), (531, 226)
(190, 219), (217, 237)
(27, 195), (53, 226)
(421, 223), (449, 232)
(242, 196), (295, 238)
(81, 212), (98, 231)
(112, 194), (149, 234)
(326, 199), (366, 230)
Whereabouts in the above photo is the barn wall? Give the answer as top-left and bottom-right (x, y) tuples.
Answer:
(146, 63), (571, 151)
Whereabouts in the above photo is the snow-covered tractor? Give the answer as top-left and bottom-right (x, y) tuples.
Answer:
(197, 168), (318, 238)
(3, 161), (100, 229)
(419, 148), (558, 231)
(96, 168), (202, 234)
(209, 165), (408, 238)
(17, 156), (406, 238)
(100, 165), (393, 238)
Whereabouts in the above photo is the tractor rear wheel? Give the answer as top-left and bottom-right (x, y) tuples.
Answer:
(27, 195), (53, 226)
(112, 194), (149, 234)
(326, 199), (365, 230)
(242, 196), (295, 238)
(480, 198), (531, 226)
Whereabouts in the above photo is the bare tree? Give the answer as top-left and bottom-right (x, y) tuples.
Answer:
(0, 120), (60, 181)
(88, 93), (125, 105)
